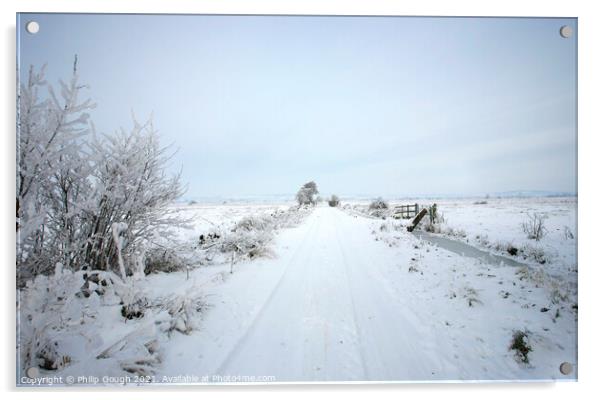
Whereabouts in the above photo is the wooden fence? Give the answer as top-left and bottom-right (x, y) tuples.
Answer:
(393, 203), (419, 219)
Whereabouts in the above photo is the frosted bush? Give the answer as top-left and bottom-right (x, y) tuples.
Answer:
(17, 61), (188, 283)
(196, 206), (310, 264)
(118, 283), (150, 320)
(144, 247), (187, 275)
(234, 215), (273, 232)
(563, 226), (575, 240)
(427, 204), (438, 224)
(462, 286), (482, 307)
(19, 265), (96, 373)
(369, 197), (389, 210)
(219, 230), (273, 259)
(156, 293), (207, 336)
(121, 297), (148, 320)
(520, 243), (547, 264)
(425, 223), (442, 233)
(277, 206), (312, 228)
(328, 195), (340, 207)
(522, 213), (547, 241)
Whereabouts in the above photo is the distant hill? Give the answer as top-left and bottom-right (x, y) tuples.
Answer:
(178, 190), (576, 205)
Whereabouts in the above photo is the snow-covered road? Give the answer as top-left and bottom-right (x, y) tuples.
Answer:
(161, 206), (576, 382)
(212, 206), (438, 381)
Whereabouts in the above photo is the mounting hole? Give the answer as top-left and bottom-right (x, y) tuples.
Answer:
(26, 366), (39, 378)
(559, 362), (573, 375)
(559, 25), (573, 38)
(25, 21), (40, 34)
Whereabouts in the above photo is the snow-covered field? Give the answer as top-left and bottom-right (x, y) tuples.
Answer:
(17, 197), (577, 385)
(170, 202), (293, 240)
(422, 196), (576, 277)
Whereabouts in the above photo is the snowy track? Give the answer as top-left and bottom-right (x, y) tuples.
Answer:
(163, 208), (446, 381)
(213, 207), (379, 381)
(161, 206), (576, 382)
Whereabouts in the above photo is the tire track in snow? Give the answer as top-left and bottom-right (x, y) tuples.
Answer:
(213, 212), (321, 376)
(212, 207), (443, 380)
(298, 210), (367, 380)
(330, 210), (371, 380)
(331, 208), (435, 380)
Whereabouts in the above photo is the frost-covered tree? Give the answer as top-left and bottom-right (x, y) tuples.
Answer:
(296, 181), (319, 206)
(82, 118), (186, 277)
(17, 58), (95, 279)
(43, 141), (94, 270)
(17, 60), (186, 283)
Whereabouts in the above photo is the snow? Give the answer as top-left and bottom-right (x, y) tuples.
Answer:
(430, 197), (577, 278)
(168, 202), (292, 241)
(17, 198), (577, 385)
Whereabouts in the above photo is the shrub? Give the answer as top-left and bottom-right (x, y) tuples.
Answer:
(522, 213), (547, 241)
(509, 330), (532, 364)
(121, 296), (149, 320)
(427, 203), (442, 224)
(234, 215), (273, 232)
(198, 232), (221, 247)
(16, 62), (187, 283)
(219, 230), (272, 259)
(19, 267), (81, 372)
(425, 223), (441, 233)
(422, 203), (445, 232)
(507, 245), (519, 256)
(463, 286), (482, 307)
(144, 248), (186, 275)
(26, 327), (72, 371)
(328, 195), (340, 207)
(520, 243), (547, 264)
(369, 197), (389, 210)
(194, 206), (310, 268)
(159, 294), (207, 336)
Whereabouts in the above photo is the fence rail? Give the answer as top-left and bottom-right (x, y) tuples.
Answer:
(393, 203), (419, 219)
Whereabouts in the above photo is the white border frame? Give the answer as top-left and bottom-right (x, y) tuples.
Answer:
(2, 1), (600, 398)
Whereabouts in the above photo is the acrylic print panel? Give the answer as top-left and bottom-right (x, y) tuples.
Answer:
(16, 13), (577, 386)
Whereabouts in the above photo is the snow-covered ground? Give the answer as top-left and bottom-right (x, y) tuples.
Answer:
(168, 202), (293, 241)
(18, 198), (577, 385)
(438, 197), (576, 277)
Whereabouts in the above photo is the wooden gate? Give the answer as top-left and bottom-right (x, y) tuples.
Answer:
(393, 203), (419, 219)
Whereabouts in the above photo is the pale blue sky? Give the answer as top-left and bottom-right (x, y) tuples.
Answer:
(17, 14), (577, 198)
